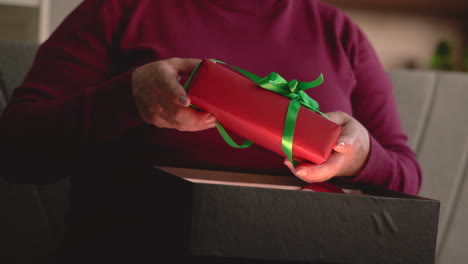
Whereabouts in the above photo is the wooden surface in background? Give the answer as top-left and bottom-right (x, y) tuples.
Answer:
(323, 0), (468, 17)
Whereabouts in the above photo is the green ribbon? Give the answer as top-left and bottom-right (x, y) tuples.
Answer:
(184, 60), (254, 149)
(187, 59), (328, 167)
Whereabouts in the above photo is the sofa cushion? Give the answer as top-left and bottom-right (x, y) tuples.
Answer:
(0, 41), (38, 102)
(390, 69), (468, 264)
(0, 178), (58, 264)
(0, 73), (7, 112)
(0, 41), (64, 264)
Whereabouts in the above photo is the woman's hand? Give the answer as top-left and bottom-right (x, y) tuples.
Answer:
(131, 57), (216, 131)
(284, 111), (370, 183)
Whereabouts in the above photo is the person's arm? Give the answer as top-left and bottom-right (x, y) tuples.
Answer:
(285, 12), (421, 195)
(0, 0), (138, 184)
(0, 0), (214, 184)
(344, 22), (422, 195)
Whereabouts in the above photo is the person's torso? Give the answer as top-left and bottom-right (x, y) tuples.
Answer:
(113, 0), (356, 175)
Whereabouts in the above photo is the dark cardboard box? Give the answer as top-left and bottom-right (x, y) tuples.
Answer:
(80, 163), (439, 264)
(147, 166), (440, 264)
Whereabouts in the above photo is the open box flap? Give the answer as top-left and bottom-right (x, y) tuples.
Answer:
(154, 166), (440, 201)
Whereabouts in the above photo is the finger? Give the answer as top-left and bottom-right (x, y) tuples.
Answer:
(156, 69), (191, 107)
(332, 140), (347, 153)
(166, 57), (202, 74)
(171, 107), (217, 132)
(156, 109), (216, 131)
(152, 116), (173, 129)
(292, 153), (346, 183)
(157, 58), (201, 107)
(154, 91), (216, 131)
(326, 111), (354, 153)
(283, 158), (295, 173)
(283, 158), (316, 181)
(326, 111), (348, 126)
(335, 130), (363, 153)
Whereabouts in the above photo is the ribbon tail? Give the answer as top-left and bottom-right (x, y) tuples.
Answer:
(297, 73), (324, 91)
(216, 121), (254, 148)
(184, 60), (204, 90)
(282, 99), (301, 167)
(191, 106), (254, 149)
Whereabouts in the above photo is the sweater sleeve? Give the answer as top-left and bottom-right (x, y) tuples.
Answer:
(0, 0), (143, 184)
(338, 15), (422, 195)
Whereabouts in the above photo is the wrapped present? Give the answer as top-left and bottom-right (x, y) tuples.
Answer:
(185, 58), (342, 165)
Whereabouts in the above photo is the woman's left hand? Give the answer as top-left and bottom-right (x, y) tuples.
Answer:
(284, 111), (370, 183)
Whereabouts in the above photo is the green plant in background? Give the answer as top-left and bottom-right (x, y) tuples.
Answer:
(463, 49), (468, 72)
(428, 40), (453, 71)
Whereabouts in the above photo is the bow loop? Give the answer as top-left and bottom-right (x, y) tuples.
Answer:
(288, 79), (299, 92)
(297, 73), (324, 91)
(257, 72), (291, 96)
(256, 72), (325, 117)
(256, 72), (325, 113)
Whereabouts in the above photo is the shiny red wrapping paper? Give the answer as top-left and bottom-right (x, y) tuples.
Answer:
(186, 59), (342, 165)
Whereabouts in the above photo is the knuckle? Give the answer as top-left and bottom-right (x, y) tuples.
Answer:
(153, 60), (166, 69)
(158, 80), (181, 101)
(173, 108), (185, 120)
(166, 57), (179, 64)
(160, 105), (179, 121)
(173, 120), (187, 131)
(148, 108), (172, 128)
(153, 118), (167, 128)
(200, 119), (209, 129)
(155, 104), (165, 114)
(333, 111), (346, 118)
(155, 79), (172, 94)
(158, 107), (169, 119)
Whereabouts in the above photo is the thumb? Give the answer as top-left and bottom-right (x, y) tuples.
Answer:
(326, 111), (352, 154)
(168, 57), (202, 74)
(161, 58), (202, 107)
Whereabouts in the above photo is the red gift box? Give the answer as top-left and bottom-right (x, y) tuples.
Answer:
(186, 59), (342, 165)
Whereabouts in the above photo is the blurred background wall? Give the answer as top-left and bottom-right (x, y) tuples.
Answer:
(343, 8), (465, 70)
(0, 0), (81, 43)
(0, 0), (467, 71)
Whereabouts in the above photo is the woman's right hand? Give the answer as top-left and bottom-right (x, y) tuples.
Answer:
(131, 57), (216, 131)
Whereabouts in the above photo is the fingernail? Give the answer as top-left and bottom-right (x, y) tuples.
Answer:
(207, 122), (217, 128)
(206, 115), (216, 123)
(178, 95), (189, 105)
(336, 141), (345, 148)
(296, 169), (308, 177)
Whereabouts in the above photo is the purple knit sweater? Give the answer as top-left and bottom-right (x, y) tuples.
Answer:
(0, 0), (421, 194)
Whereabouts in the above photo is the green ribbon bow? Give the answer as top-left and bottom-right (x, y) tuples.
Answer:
(188, 59), (328, 167)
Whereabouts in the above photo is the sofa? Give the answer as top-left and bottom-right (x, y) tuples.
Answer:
(1, 41), (467, 264)
(0, 42), (70, 264)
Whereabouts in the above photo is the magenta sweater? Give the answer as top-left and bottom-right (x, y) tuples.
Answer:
(0, 0), (421, 195)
